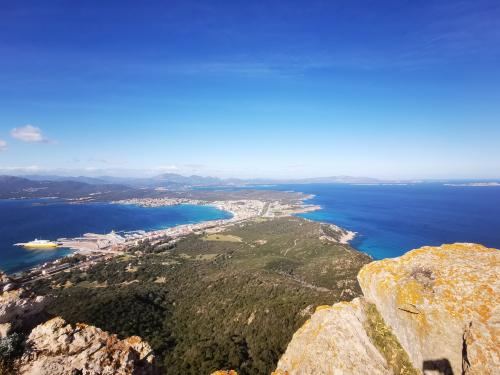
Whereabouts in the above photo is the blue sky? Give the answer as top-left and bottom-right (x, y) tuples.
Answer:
(0, 0), (499, 179)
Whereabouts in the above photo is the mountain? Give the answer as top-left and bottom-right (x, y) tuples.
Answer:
(153, 173), (223, 186)
(22, 175), (110, 185)
(11, 173), (391, 191)
(0, 176), (134, 200)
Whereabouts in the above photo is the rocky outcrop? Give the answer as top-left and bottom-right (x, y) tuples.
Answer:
(18, 317), (155, 375)
(274, 298), (394, 375)
(0, 283), (47, 337)
(0, 273), (156, 374)
(0, 272), (14, 291)
(359, 243), (499, 375)
(275, 243), (499, 375)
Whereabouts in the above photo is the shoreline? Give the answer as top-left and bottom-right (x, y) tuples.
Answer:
(7, 194), (359, 283)
(57, 198), (322, 253)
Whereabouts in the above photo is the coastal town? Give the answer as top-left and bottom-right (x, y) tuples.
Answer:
(11, 197), (321, 285)
(59, 198), (321, 252)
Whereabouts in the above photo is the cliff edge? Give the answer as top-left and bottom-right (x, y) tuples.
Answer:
(275, 243), (499, 375)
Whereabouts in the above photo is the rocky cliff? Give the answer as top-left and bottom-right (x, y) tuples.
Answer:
(275, 243), (499, 375)
(0, 274), (47, 338)
(18, 317), (155, 375)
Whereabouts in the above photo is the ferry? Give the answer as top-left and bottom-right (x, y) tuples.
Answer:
(15, 239), (58, 249)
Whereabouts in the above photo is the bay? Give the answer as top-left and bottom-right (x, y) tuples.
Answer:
(0, 199), (231, 274)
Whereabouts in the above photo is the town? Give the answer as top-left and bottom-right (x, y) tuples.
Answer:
(12, 198), (320, 286)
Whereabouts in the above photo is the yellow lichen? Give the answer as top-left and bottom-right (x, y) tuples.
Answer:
(314, 305), (332, 313)
(396, 280), (425, 307)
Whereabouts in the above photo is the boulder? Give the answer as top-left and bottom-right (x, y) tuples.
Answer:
(273, 298), (394, 375)
(358, 243), (499, 375)
(0, 287), (47, 331)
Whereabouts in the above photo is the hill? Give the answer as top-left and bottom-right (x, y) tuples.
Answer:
(28, 217), (371, 374)
(0, 175), (135, 200)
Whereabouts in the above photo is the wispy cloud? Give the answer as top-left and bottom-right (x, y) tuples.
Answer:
(0, 165), (42, 173)
(10, 124), (54, 143)
(0, 140), (7, 151)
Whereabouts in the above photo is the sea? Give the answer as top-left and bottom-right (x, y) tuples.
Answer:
(1, 183), (499, 274)
(0, 200), (231, 274)
(281, 183), (500, 259)
(199, 182), (500, 259)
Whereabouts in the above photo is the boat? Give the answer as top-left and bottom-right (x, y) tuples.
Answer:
(15, 239), (58, 249)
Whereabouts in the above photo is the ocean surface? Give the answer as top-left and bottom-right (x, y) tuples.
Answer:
(279, 183), (500, 259)
(203, 183), (500, 259)
(0, 200), (231, 274)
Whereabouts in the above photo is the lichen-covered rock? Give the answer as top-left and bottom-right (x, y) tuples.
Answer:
(273, 298), (392, 375)
(18, 317), (156, 375)
(358, 243), (500, 375)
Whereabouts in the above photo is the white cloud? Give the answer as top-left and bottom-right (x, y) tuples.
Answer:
(0, 140), (6, 151)
(10, 124), (53, 143)
(0, 165), (42, 173)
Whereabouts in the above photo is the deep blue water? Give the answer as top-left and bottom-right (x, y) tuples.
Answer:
(278, 183), (500, 259)
(202, 183), (500, 258)
(0, 200), (231, 274)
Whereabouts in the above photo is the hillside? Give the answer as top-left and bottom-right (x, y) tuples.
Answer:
(0, 176), (135, 200)
(28, 217), (371, 374)
(3, 224), (498, 374)
(0, 175), (309, 202)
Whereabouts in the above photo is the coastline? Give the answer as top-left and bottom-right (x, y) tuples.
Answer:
(8, 194), (358, 284)
(58, 197), (323, 254)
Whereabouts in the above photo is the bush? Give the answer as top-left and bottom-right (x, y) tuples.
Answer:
(0, 333), (23, 375)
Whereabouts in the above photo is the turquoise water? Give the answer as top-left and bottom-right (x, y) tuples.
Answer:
(284, 183), (500, 259)
(0, 200), (231, 274)
(203, 183), (500, 259)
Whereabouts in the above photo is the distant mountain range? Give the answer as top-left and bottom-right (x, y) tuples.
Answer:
(16, 173), (386, 188)
(0, 173), (393, 200)
(0, 176), (135, 200)
(3, 174), (497, 200)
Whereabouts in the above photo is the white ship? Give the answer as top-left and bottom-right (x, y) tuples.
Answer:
(15, 239), (58, 249)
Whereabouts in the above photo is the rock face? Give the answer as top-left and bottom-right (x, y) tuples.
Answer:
(18, 317), (156, 375)
(359, 243), (499, 375)
(273, 298), (392, 375)
(275, 243), (499, 375)
(0, 283), (47, 337)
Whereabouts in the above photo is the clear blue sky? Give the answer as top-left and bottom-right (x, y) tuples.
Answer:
(0, 0), (499, 179)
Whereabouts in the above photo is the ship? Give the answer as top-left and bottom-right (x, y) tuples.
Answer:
(15, 239), (58, 248)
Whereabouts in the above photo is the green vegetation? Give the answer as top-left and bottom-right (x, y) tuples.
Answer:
(364, 303), (419, 375)
(203, 234), (243, 242)
(30, 217), (371, 375)
(0, 333), (23, 375)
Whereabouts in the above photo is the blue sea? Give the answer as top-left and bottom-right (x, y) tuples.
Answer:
(0, 200), (231, 274)
(279, 183), (500, 259)
(206, 183), (500, 258)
